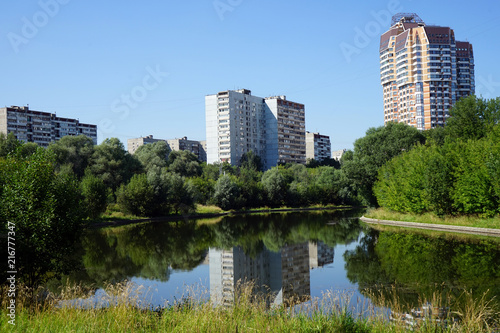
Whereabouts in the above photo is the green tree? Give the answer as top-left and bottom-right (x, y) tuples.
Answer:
(116, 174), (155, 217)
(80, 173), (108, 219)
(445, 96), (500, 141)
(88, 138), (141, 192)
(239, 150), (263, 172)
(0, 132), (21, 157)
(47, 135), (95, 178)
(0, 148), (85, 287)
(261, 167), (287, 207)
(168, 150), (202, 177)
(134, 141), (170, 173)
(342, 122), (425, 206)
(213, 174), (240, 210)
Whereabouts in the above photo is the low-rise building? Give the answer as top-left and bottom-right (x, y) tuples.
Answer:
(127, 135), (206, 161)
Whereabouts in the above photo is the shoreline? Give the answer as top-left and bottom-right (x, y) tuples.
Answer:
(89, 206), (363, 229)
(360, 216), (500, 238)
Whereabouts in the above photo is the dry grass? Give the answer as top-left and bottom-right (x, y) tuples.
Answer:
(1, 280), (499, 332)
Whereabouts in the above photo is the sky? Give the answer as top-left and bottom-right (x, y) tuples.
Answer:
(2, 0), (500, 151)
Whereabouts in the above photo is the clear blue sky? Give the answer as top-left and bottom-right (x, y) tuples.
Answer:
(2, 0), (500, 151)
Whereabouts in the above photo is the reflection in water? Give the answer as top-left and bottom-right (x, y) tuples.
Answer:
(54, 208), (500, 323)
(344, 228), (500, 323)
(209, 242), (312, 307)
(209, 240), (335, 307)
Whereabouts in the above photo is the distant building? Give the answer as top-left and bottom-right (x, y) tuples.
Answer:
(167, 136), (207, 162)
(380, 13), (474, 130)
(305, 132), (331, 162)
(127, 135), (164, 154)
(205, 89), (305, 170)
(0, 105), (97, 147)
(332, 149), (346, 161)
(127, 135), (206, 161)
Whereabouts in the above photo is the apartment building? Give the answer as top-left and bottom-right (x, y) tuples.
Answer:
(127, 135), (206, 161)
(167, 137), (207, 162)
(380, 13), (474, 130)
(0, 105), (97, 147)
(205, 89), (305, 170)
(127, 135), (165, 154)
(305, 131), (331, 162)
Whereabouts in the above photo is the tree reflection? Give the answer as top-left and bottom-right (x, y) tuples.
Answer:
(344, 228), (500, 309)
(76, 209), (365, 289)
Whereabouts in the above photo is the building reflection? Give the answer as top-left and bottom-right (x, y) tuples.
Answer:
(309, 241), (334, 269)
(209, 241), (335, 307)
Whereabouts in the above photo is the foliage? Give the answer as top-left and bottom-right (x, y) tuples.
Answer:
(374, 125), (500, 217)
(212, 174), (240, 210)
(133, 140), (170, 173)
(238, 150), (263, 172)
(116, 174), (156, 217)
(87, 138), (141, 192)
(306, 157), (341, 169)
(47, 135), (95, 178)
(261, 167), (287, 207)
(445, 95), (500, 141)
(0, 148), (85, 287)
(0, 132), (21, 157)
(342, 122), (425, 206)
(167, 150), (202, 177)
(80, 173), (108, 219)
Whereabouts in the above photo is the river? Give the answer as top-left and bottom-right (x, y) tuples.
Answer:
(58, 208), (500, 321)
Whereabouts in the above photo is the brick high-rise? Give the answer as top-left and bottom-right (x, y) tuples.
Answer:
(380, 13), (474, 130)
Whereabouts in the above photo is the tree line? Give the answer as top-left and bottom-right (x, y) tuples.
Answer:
(374, 96), (500, 217)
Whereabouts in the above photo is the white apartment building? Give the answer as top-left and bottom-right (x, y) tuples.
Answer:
(0, 105), (97, 147)
(305, 132), (331, 162)
(205, 89), (305, 170)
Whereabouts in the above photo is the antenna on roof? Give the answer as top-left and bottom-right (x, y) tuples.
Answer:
(391, 13), (425, 26)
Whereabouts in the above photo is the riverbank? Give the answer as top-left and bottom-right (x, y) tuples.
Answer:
(89, 204), (360, 229)
(363, 208), (500, 237)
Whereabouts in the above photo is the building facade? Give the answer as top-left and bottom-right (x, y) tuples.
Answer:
(205, 89), (305, 170)
(127, 135), (206, 161)
(305, 131), (331, 162)
(380, 13), (474, 130)
(0, 105), (97, 147)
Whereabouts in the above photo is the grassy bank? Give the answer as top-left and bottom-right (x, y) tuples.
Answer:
(2, 282), (498, 332)
(364, 208), (500, 230)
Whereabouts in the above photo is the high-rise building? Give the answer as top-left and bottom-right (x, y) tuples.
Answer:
(305, 131), (331, 162)
(0, 105), (97, 147)
(380, 13), (474, 130)
(205, 89), (305, 170)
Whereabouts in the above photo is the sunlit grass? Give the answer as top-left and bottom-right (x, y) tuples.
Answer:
(365, 208), (500, 229)
(2, 281), (498, 332)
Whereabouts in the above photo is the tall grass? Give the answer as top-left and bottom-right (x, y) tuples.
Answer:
(1, 281), (498, 332)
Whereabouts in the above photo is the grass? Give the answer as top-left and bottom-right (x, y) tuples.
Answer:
(365, 208), (500, 230)
(1, 281), (498, 332)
